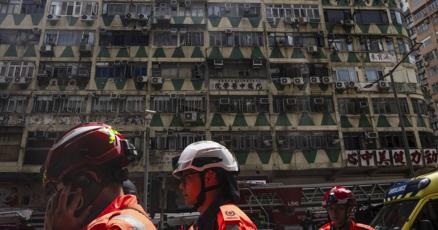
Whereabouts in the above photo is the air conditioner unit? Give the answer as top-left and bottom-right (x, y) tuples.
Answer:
(322, 76), (332, 84)
(313, 97), (324, 105)
(136, 75), (148, 83)
(214, 59), (224, 68)
(225, 29), (232, 34)
(293, 77), (304, 86)
(365, 132), (378, 139)
(151, 76), (163, 85)
(335, 81), (346, 89)
(299, 17), (308, 24)
(14, 77), (27, 84)
(341, 19), (354, 26)
(263, 138), (272, 147)
(219, 98), (230, 105)
(137, 13), (148, 21)
(81, 14), (95, 21)
(110, 93), (119, 99)
(32, 27), (41, 34)
(307, 46), (318, 54)
(78, 69), (89, 78)
(286, 98), (296, 105)
(252, 59), (263, 68)
(259, 98), (269, 104)
(280, 77), (292, 85)
(378, 81), (390, 89)
(47, 14), (60, 22)
(182, 111), (198, 122)
(346, 81), (357, 88)
(125, 13), (132, 19)
(310, 76), (320, 84)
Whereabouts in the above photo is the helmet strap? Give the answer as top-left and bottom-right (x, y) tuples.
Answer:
(192, 172), (221, 211)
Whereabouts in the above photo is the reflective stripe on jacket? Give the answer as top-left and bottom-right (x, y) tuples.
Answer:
(319, 221), (375, 230)
(86, 194), (156, 230)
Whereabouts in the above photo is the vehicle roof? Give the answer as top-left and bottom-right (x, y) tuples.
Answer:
(384, 170), (438, 204)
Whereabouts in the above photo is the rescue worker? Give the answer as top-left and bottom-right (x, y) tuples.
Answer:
(42, 122), (156, 230)
(172, 141), (257, 230)
(320, 186), (374, 230)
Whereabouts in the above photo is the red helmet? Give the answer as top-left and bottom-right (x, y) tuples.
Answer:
(42, 122), (137, 187)
(322, 186), (354, 207)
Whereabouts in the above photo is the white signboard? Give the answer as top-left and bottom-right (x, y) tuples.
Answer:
(369, 52), (396, 63)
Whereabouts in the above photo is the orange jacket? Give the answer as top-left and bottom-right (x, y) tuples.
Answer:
(319, 220), (374, 230)
(85, 194), (156, 230)
(189, 203), (257, 230)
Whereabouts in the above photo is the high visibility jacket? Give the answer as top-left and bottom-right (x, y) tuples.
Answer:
(319, 220), (374, 230)
(86, 194), (156, 230)
(189, 203), (257, 230)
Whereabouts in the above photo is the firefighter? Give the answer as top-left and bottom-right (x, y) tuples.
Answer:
(172, 141), (257, 230)
(42, 122), (156, 230)
(320, 186), (374, 230)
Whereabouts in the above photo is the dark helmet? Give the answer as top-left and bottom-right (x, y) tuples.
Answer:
(42, 122), (137, 187)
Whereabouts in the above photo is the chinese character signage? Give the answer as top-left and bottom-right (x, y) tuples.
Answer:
(369, 52), (396, 63)
(345, 149), (436, 167)
(209, 79), (266, 91)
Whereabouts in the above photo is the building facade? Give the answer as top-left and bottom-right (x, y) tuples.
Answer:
(0, 0), (437, 227)
(405, 0), (438, 132)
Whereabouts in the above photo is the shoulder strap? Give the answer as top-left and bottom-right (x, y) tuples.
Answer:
(219, 204), (241, 224)
(107, 207), (151, 230)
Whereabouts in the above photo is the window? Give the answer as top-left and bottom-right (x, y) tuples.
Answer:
(100, 31), (148, 46)
(421, 37), (432, 48)
(419, 132), (435, 148)
(412, 99), (427, 115)
(0, 0), (21, 14)
(386, 38), (395, 52)
(390, 10), (403, 25)
(211, 132), (273, 151)
(39, 62), (91, 78)
(152, 132), (205, 150)
(417, 22), (430, 34)
(153, 31), (178, 46)
(44, 31), (94, 46)
(276, 132), (339, 150)
(268, 32), (320, 47)
(50, 0), (98, 16)
(211, 96), (269, 113)
(210, 32), (264, 47)
(273, 96), (334, 113)
(180, 32), (204, 46)
(335, 68), (358, 82)
(122, 96), (144, 113)
(355, 10), (389, 24)
(178, 4), (205, 17)
(0, 96), (28, 113)
(412, 199), (438, 230)
(372, 98), (409, 114)
(324, 9), (351, 24)
(0, 61), (35, 78)
(343, 132), (377, 150)
(103, 3), (151, 16)
(365, 68), (383, 81)
(151, 96), (205, 113)
(361, 37), (384, 52)
(208, 3), (261, 17)
(338, 98), (369, 114)
(379, 132), (416, 148)
(0, 30), (40, 45)
(329, 37), (353, 51)
(24, 131), (62, 165)
(32, 95), (86, 113)
(265, 4), (319, 19)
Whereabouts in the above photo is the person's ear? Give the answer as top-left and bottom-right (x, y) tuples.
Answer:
(203, 169), (218, 186)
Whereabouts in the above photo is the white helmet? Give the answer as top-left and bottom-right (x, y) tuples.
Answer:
(172, 141), (239, 179)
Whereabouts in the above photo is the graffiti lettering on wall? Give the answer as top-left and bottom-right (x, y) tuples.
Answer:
(210, 79), (266, 91)
(345, 149), (438, 167)
(0, 115), (25, 126)
(0, 183), (45, 208)
(26, 115), (85, 126)
(0, 115), (145, 127)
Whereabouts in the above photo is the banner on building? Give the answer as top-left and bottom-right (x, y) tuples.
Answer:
(209, 79), (266, 91)
(369, 52), (397, 63)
